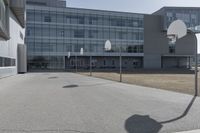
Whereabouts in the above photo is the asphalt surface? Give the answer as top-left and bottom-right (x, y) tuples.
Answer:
(0, 72), (200, 133)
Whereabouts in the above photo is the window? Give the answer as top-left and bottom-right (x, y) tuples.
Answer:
(103, 60), (106, 66)
(78, 16), (84, 24)
(126, 19), (133, 27)
(60, 30), (64, 37)
(132, 33), (137, 40)
(133, 21), (139, 27)
(68, 15), (85, 24)
(139, 45), (143, 53)
(88, 30), (98, 38)
(126, 45), (143, 53)
(138, 20), (143, 27)
(191, 14), (197, 26)
(89, 17), (98, 25)
(169, 44), (175, 54)
(44, 16), (51, 22)
(139, 32), (144, 40)
(176, 13), (190, 23)
(74, 29), (84, 38)
(111, 18), (122, 26)
(117, 32), (126, 40)
(65, 15), (70, 23)
(133, 46), (137, 53)
(0, 57), (16, 67)
(0, 57), (2, 66)
(26, 29), (31, 36)
(112, 60), (115, 65)
(167, 12), (173, 22)
(71, 16), (78, 24)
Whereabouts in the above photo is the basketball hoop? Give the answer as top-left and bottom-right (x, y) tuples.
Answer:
(105, 40), (112, 51)
(167, 20), (187, 45)
(167, 34), (177, 45)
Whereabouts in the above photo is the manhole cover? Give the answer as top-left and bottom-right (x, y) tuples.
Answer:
(63, 85), (79, 88)
(48, 77), (58, 79)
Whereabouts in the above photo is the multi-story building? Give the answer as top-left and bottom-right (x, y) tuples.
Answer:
(25, 0), (196, 71)
(0, 0), (26, 77)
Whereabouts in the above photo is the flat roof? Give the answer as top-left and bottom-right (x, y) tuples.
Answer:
(153, 6), (200, 14)
(26, 4), (150, 16)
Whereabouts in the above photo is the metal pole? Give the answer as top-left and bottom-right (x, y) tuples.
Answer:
(90, 55), (92, 76)
(193, 32), (198, 96)
(75, 54), (78, 73)
(63, 56), (66, 71)
(119, 45), (122, 82)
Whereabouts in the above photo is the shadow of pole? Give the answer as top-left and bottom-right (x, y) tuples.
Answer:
(125, 96), (197, 133)
(160, 95), (196, 124)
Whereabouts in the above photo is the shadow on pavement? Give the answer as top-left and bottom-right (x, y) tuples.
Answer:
(125, 96), (197, 133)
(125, 115), (162, 133)
(160, 96), (196, 124)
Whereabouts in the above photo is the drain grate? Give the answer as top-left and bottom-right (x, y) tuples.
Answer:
(63, 85), (79, 88)
(48, 77), (58, 79)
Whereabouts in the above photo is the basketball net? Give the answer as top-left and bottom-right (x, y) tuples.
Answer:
(167, 34), (177, 45)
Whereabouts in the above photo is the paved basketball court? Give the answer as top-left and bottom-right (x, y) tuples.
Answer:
(0, 72), (200, 133)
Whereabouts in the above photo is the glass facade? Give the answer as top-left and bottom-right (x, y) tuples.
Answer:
(0, 57), (16, 67)
(26, 7), (144, 70)
(161, 8), (200, 29)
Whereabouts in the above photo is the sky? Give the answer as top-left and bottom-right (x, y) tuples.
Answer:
(67, 0), (200, 14)
(67, 0), (200, 53)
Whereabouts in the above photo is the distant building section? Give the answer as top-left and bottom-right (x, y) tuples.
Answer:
(26, 0), (66, 8)
(0, 0), (26, 77)
(153, 7), (200, 29)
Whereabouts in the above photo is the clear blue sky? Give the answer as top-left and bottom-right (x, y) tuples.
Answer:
(67, 0), (200, 53)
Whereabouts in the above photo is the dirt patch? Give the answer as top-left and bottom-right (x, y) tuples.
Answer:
(79, 69), (198, 95)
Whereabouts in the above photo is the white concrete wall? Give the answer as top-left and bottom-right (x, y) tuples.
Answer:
(0, 9), (25, 78)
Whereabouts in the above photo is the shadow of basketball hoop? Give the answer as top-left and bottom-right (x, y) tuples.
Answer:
(125, 115), (162, 133)
(125, 96), (196, 133)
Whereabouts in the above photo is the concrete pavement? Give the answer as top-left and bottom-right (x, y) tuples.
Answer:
(175, 129), (200, 133)
(0, 72), (200, 133)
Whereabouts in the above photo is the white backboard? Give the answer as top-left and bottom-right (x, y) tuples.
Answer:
(105, 40), (112, 51)
(167, 20), (187, 39)
(68, 51), (70, 59)
(80, 48), (84, 55)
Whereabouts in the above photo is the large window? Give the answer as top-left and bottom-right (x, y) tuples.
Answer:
(127, 45), (143, 53)
(167, 12), (173, 22)
(44, 16), (51, 22)
(27, 56), (64, 70)
(89, 17), (98, 25)
(169, 44), (175, 54)
(78, 16), (84, 24)
(88, 30), (98, 38)
(74, 29), (85, 38)
(0, 57), (16, 67)
(26, 9), (144, 57)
